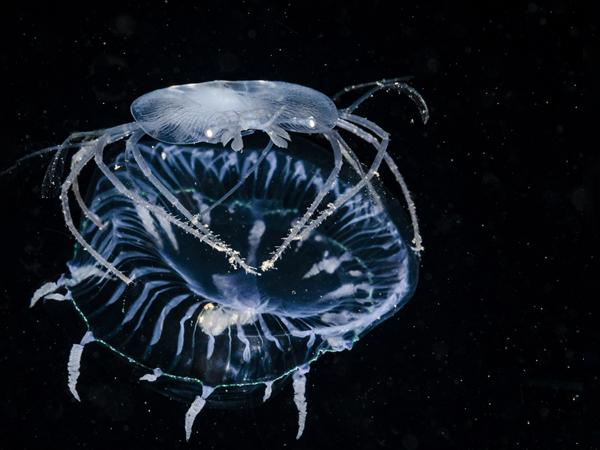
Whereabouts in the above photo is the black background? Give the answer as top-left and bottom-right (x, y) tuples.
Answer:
(1, 1), (598, 449)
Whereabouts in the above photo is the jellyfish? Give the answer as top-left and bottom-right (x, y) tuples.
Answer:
(25, 78), (428, 440)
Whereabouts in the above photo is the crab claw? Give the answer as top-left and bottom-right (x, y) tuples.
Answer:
(221, 129), (244, 151)
(231, 133), (244, 151)
(265, 125), (291, 148)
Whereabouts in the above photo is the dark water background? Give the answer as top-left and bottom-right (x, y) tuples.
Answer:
(1, 2), (598, 449)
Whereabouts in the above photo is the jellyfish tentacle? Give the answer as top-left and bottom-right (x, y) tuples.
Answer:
(341, 113), (424, 253)
(257, 314), (283, 351)
(61, 132), (133, 284)
(291, 126), (389, 244)
(260, 131), (343, 271)
(67, 331), (95, 401)
(126, 130), (258, 273)
(184, 385), (214, 441)
(197, 139), (273, 217)
(292, 365), (310, 439)
(93, 135), (259, 275)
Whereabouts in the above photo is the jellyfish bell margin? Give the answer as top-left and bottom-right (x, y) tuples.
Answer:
(28, 78), (428, 441)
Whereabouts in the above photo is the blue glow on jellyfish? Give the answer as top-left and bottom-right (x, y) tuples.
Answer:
(30, 79), (428, 440)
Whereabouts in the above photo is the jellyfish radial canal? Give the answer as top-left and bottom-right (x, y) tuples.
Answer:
(34, 134), (419, 440)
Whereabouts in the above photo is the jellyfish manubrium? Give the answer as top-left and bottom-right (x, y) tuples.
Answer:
(29, 79), (428, 440)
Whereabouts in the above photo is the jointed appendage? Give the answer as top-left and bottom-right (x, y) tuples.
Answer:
(331, 79), (428, 254)
(28, 78), (428, 283)
(334, 77), (429, 123)
(91, 134), (258, 275)
(342, 113), (424, 253)
(60, 134), (133, 284)
(260, 78), (428, 271)
(260, 132), (343, 272)
(292, 125), (390, 244)
(261, 126), (389, 272)
(196, 140), (274, 218)
(72, 151), (106, 230)
(336, 133), (384, 212)
(42, 129), (110, 198)
(332, 77), (413, 101)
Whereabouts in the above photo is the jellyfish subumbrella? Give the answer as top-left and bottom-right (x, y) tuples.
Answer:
(27, 79), (428, 440)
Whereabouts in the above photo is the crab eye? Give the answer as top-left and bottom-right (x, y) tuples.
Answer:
(205, 129), (214, 138)
(307, 117), (316, 129)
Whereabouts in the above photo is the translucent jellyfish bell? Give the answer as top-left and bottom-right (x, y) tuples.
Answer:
(25, 78), (428, 441)
(34, 133), (418, 438)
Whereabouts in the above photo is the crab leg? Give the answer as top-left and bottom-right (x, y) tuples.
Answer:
(198, 140), (273, 217)
(291, 126), (389, 244)
(60, 126), (135, 284)
(260, 131), (343, 271)
(94, 133), (258, 275)
(341, 113), (424, 252)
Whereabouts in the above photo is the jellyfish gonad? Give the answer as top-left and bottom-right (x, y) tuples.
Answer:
(24, 78), (428, 440)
